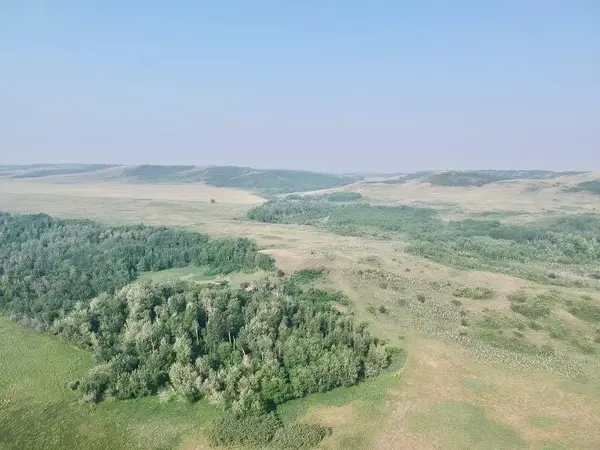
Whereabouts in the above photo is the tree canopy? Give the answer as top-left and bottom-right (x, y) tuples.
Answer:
(0, 211), (273, 327)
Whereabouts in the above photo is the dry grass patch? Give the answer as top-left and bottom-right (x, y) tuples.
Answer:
(373, 339), (600, 450)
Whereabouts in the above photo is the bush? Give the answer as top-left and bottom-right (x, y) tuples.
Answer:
(290, 268), (325, 284)
(567, 299), (600, 323)
(417, 294), (426, 303)
(507, 291), (528, 303)
(210, 198), (216, 203)
(271, 423), (330, 449)
(322, 192), (363, 202)
(453, 286), (495, 300)
(207, 412), (282, 447)
(510, 299), (551, 318)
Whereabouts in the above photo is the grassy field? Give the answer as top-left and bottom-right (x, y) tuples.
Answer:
(1, 173), (600, 448)
(139, 265), (269, 286)
(0, 317), (219, 450)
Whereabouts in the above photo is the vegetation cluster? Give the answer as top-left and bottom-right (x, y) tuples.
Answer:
(0, 211), (391, 438)
(0, 211), (273, 327)
(55, 279), (390, 413)
(248, 200), (600, 285)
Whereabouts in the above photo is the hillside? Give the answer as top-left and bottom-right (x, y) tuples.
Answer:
(0, 164), (362, 195)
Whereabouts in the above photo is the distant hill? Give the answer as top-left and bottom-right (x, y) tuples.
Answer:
(422, 170), (585, 187)
(1, 164), (362, 195)
(10, 164), (118, 179)
(566, 180), (600, 195)
(117, 165), (362, 194)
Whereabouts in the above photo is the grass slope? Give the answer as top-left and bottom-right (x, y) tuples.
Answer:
(119, 165), (362, 194)
(0, 317), (218, 450)
(11, 165), (118, 179)
(409, 402), (525, 449)
(425, 170), (583, 187)
(567, 180), (600, 195)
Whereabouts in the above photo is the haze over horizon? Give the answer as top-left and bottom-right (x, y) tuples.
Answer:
(1, 1), (599, 173)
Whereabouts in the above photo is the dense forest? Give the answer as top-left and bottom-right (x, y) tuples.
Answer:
(0, 212), (273, 326)
(56, 279), (390, 414)
(0, 211), (391, 429)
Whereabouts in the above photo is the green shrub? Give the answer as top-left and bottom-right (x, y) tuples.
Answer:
(508, 291), (528, 303)
(474, 328), (540, 354)
(453, 286), (495, 300)
(290, 268), (326, 284)
(271, 423), (330, 449)
(567, 299), (600, 323)
(322, 192), (363, 202)
(510, 299), (551, 319)
(207, 413), (282, 447)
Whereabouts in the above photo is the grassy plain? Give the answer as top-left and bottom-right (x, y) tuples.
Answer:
(1, 172), (600, 448)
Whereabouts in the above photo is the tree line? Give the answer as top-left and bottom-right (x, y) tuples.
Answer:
(0, 211), (273, 327)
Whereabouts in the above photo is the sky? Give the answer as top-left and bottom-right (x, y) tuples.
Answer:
(1, 1), (599, 173)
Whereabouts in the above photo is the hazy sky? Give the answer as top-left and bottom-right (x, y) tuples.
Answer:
(1, 1), (599, 172)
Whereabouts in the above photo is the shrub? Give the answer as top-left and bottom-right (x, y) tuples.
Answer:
(271, 423), (330, 449)
(417, 294), (426, 303)
(451, 299), (463, 307)
(510, 299), (551, 319)
(207, 412), (282, 447)
(379, 305), (389, 314)
(453, 286), (495, 300)
(507, 291), (528, 303)
(322, 191), (363, 202)
(290, 268), (325, 284)
(474, 328), (540, 354)
(210, 198), (216, 203)
(567, 299), (600, 323)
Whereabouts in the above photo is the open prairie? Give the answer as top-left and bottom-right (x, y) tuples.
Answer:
(1, 169), (600, 449)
